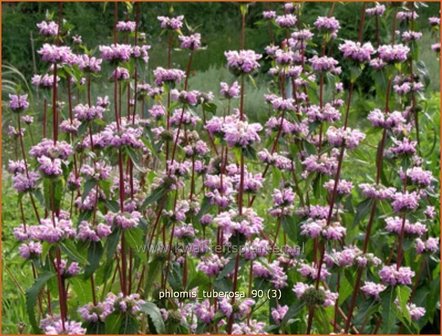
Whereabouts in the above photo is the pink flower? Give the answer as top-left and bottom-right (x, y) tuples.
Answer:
(197, 254), (228, 276)
(74, 104), (104, 121)
(407, 303), (426, 320)
(406, 167), (433, 187)
(396, 11), (418, 21)
(361, 281), (386, 299)
(38, 43), (74, 63)
(36, 20), (59, 36)
(157, 15), (184, 30)
(40, 316), (86, 335)
(116, 21), (136, 32)
(214, 208), (263, 238)
(326, 126), (365, 149)
(153, 67), (186, 86)
(271, 305), (289, 325)
(222, 119), (263, 148)
(429, 17), (440, 26)
(324, 179), (353, 195)
(275, 14), (297, 28)
(314, 16), (340, 38)
(379, 265), (415, 286)
(225, 50), (262, 75)
(309, 55), (339, 73)
(99, 43), (132, 62)
(415, 237), (439, 254)
(32, 74), (59, 88)
(378, 44), (410, 63)
(179, 33), (201, 50)
(391, 191), (420, 212)
(263, 10), (276, 20)
(359, 183), (396, 200)
(13, 172), (39, 193)
(77, 54), (102, 72)
(19, 241), (42, 259)
(194, 300), (215, 323)
(366, 5), (385, 16)
(385, 216), (427, 236)
(9, 94), (29, 112)
(339, 40), (375, 62)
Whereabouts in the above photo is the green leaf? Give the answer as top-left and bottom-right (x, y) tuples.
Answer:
(312, 173), (325, 199)
(217, 256), (245, 279)
(281, 215), (300, 242)
(350, 65), (363, 83)
(281, 302), (305, 326)
(98, 179), (112, 198)
(120, 313), (139, 334)
(141, 302), (166, 334)
(397, 286), (412, 323)
(26, 272), (56, 332)
(86, 321), (106, 334)
(140, 187), (168, 210)
(105, 228), (121, 261)
(353, 298), (379, 326)
(124, 228), (147, 262)
(70, 276), (92, 305)
(82, 179), (97, 202)
(144, 256), (164, 296)
(195, 196), (211, 222)
(202, 102), (217, 114)
(105, 312), (123, 334)
(304, 141), (317, 155)
(124, 227), (144, 250)
(43, 177), (64, 212)
(187, 272), (210, 290)
(126, 147), (147, 173)
(61, 240), (88, 264)
(84, 241), (104, 278)
(104, 199), (119, 213)
(338, 274), (353, 305)
(381, 287), (396, 333)
(243, 146), (257, 160)
(352, 198), (372, 226)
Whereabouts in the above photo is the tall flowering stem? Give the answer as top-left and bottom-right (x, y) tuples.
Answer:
(343, 10), (400, 334)
(308, 5), (367, 334)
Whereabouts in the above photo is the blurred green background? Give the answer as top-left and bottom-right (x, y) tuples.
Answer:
(2, 2), (440, 78)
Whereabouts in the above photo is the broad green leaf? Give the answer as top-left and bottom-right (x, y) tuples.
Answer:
(126, 147), (147, 173)
(105, 228), (121, 261)
(120, 313), (139, 334)
(352, 198), (372, 226)
(84, 241), (104, 278)
(26, 272), (56, 332)
(105, 312), (123, 334)
(124, 227), (144, 250)
(61, 240), (88, 264)
(281, 215), (300, 243)
(338, 274), (353, 305)
(281, 302), (305, 326)
(43, 177), (64, 212)
(140, 186), (168, 210)
(397, 286), (412, 323)
(70, 276), (92, 305)
(381, 287), (396, 333)
(141, 302), (166, 334)
(86, 321), (106, 334)
(82, 178), (97, 202)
